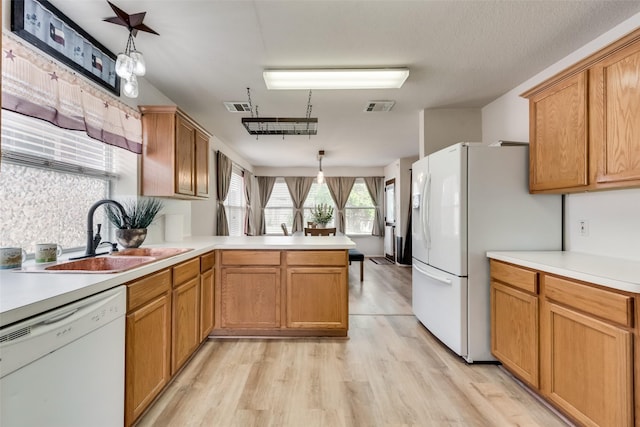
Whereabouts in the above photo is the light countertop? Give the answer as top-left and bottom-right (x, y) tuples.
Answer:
(0, 236), (355, 328)
(486, 251), (640, 293)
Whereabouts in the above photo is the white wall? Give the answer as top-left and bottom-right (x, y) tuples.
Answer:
(384, 156), (417, 263)
(481, 13), (640, 261)
(419, 108), (482, 158)
(398, 156), (417, 260)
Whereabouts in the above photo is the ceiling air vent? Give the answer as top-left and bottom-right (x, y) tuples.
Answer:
(364, 101), (395, 112)
(224, 102), (252, 113)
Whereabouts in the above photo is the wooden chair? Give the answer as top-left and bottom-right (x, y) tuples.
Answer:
(281, 223), (289, 236)
(307, 221), (317, 228)
(304, 227), (336, 236)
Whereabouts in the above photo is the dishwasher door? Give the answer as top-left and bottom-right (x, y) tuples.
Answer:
(0, 285), (126, 427)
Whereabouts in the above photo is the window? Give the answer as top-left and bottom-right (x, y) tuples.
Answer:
(223, 166), (246, 236)
(263, 178), (293, 234)
(304, 182), (335, 227)
(0, 110), (115, 254)
(345, 179), (375, 234)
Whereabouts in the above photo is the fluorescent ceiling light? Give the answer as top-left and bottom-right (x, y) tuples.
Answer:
(263, 68), (410, 90)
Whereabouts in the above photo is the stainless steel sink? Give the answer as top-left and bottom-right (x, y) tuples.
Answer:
(43, 256), (156, 273)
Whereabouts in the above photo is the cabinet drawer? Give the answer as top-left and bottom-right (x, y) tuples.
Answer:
(490, 260), (538, 294)
(173, 258), (200, 286)
(200, 251), (215, 272)
(286, 250), (346, 266)
(544, 275), (633, 327)
(127, 269), (172, 312)
(221, 250), (280, 266)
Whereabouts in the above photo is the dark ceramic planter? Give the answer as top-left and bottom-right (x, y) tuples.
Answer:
(115, 228), (148, 248)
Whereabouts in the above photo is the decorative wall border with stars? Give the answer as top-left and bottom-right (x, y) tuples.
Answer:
(11, 0), (120, 96)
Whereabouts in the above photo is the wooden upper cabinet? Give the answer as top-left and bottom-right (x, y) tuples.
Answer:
(527, 72), (588, 192)
(175, 115), (196, 196)
(195, 130), (209, 197)
(590, 39), (640, 188)
(139, 105), (211, 199)
(522, 28), (640, 194)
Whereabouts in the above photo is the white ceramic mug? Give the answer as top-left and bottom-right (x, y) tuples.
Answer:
(35, 243), (63, 263)
(0, 247), (27, 269)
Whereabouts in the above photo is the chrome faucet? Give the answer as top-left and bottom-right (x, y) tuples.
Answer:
(84, 199), (130, 257)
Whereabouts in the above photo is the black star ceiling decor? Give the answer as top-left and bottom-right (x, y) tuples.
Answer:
(103, 1), (159, 36)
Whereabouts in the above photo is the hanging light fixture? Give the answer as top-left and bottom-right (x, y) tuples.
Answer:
(317, 150), (325, 184)
(103, 1), (159, 98)
(242, 88), (318, 136)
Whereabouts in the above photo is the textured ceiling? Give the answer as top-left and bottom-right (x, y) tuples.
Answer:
(29, 0), (640, 168)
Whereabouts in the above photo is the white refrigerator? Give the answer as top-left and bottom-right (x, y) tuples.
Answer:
(411, 142), (561, 362)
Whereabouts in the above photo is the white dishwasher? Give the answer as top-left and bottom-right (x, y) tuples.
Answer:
(0, 285), (126, 427)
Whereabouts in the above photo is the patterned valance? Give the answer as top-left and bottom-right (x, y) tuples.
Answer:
(1, 33), (142, 154)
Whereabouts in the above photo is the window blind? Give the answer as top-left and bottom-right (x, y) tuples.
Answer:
(1, 110), (116, 178)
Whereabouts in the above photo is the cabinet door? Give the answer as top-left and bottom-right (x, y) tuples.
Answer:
(171, 277), (200, 374)
(175, 114), (196, 196)
(199, 268), (214, 341)
(220, 267), (280, 328)
(490, 281), (538, 388)
(125, 293), (171, 427)
(528, 71), (588, 192)
(286, 267), (347, 329)
(195, 130), (209, 197)
(590, 39), (640, 187)
(542, 302), (633, 427)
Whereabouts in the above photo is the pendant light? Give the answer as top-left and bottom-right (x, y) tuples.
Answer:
(317, 150), (325, 184)
(103, 1), (159, 98)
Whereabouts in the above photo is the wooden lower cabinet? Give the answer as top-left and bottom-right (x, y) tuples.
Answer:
(286, 267), (347, 329)
(219, 267), (281, 328)
(214, 249), (349, 336)
(125, 254), (214, 426)
(542, 302), (633, 427)
(125, 270), (172, 427)
(200, 267), (214, 341)
(490, 259), (637, 427)
(171, 277), (200, 374)
(490, 280), (539, 387)
(171, 258), (201, 374)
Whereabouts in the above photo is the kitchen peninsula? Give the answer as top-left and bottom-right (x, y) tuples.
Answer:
(0, 235), (356, 334)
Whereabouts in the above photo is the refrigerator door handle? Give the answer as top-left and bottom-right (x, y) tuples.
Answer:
(414, 263), (452, 285)
(421, 173), (431, 247)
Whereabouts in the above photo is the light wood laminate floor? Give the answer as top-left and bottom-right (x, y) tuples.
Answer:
(137, 259), (569, 427)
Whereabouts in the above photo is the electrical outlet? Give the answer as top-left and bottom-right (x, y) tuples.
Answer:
(578, 220), (589, 237)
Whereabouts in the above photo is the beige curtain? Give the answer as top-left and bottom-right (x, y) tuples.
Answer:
(1, 34), (142, 153)
(326, 177), (356, 234)
(256, 176), (276, 235)
(216, 152), (232, 236)
(284, 177), (314, 234)
(243, 171), (254, 235)
(364, 177), (385, 237)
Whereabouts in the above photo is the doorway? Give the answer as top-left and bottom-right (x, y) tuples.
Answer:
(384, 178), (395, 261)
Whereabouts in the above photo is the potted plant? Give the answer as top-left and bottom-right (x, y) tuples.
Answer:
(311, 203), (334, 227)
(105, 197), (164, 248)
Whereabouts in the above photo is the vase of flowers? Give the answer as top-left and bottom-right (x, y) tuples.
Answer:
(106, 197), (164, 248)
(311, 203), (334, 227)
